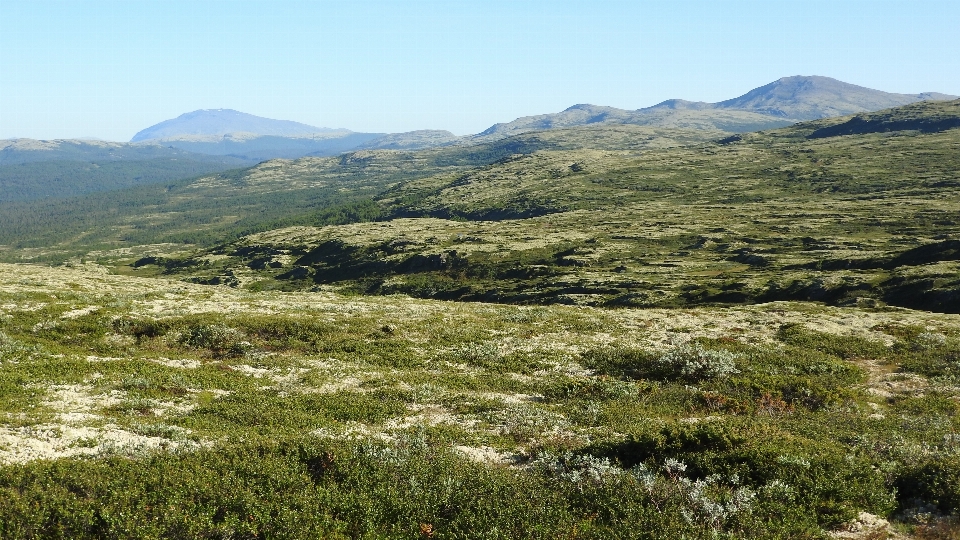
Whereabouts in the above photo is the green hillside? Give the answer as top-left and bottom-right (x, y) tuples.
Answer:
(0, 138), (253, 203)
(0, 125), (721, 260)
(0, 158), (253, 203)
(119, 100), (960, 314)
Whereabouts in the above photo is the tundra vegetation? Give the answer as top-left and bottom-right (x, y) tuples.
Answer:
(1, 100), (960, 538)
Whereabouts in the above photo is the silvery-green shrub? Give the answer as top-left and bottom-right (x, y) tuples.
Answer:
(657, 342), (740, 381)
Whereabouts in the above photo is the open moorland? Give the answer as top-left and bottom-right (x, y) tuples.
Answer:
(1, 100), (960, 538)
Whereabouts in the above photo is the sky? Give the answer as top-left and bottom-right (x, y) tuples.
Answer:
(1, 0), (959, 141)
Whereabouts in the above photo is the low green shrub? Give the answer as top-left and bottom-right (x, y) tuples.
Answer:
(178, 323), (251, 358)
(182, 390), (406, 436)
(895, 455), (960, 514)
(112, 316), (169, 341)
(656, 342), (740, 381)
(585, 421), (896, 527)
(0, 434), (855, 539)
(775, 324), (889, 360)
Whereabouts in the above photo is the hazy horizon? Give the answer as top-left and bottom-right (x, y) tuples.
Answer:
(2, 0), (959, 141)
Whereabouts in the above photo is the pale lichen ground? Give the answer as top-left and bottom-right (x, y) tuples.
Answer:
(1, 262), (958, 467)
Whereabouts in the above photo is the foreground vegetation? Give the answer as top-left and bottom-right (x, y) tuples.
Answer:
(1, 263), (959, 537)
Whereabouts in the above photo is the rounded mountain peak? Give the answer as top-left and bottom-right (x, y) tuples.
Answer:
(131, 110), (336, 142)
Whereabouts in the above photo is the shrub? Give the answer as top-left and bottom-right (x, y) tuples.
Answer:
(579, 345), (650, 379)
(656, 342), (740, 382)
(112, 316), (168, 340)
(895, 455), (960, 514)
(585, 421), (896, 526)
(776, 324), (889, 360)
(530, 451), (621, 488)
(0, 332), (42, 362)
(911, 332), (948, 351)
(582, 342), (739, 383)
(178, 324), (251, 358)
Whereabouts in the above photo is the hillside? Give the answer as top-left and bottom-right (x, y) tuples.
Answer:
(107, 99), (960, 315)
(0, 138), (252, 203)
(0, 137), (250, 165)
(151, 132), (386, 161)
(0, 124), (720, 258)
(471, 104), (792, 141)
(5, 257), (960, 537)
(355, 130), (461, 150)
(474, 76), (957, 142)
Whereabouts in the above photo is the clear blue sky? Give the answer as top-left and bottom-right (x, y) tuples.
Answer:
(1, 0), (958, 141)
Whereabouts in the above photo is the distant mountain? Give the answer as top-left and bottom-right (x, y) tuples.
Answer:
(0, 138), (252, 203)
(647, 75), (958, 120)
(473, 76), (957, 142)
(355, 130), (461, 151)
(124, 77), (958, 158)
(130, 109), (336, 142)
(129, 109), (385, 161)
(470, 105), (792, 142)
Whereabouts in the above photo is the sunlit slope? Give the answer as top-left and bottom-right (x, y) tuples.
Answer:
(0, 138), (253, 203)
(470, 76), (958, 143)
(144, 100), (960, 312)
(0, 125), (723, 259)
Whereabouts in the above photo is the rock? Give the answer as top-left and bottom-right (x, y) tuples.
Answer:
(830, 512), (892, 539)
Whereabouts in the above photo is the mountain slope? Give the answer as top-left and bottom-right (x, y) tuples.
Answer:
(130, 109), (386, 160)
(807, 98), (960, 138)
(0, 125), (722, 257)
(135, 98), (960, 312)
(471, 105), (790, 141)
(710, 75), (957, 120)
(131, 109), (336, 141)
(0, 138), (250, 166)
(356, 130), (461, 151)
(474, 76), (957, 142)
(158, 132), (385, 161)
(0, 138), (253, 203)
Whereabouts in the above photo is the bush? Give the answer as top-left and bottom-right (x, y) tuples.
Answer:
(656, 342), (740, 382)
(0, 332), (42, 362)
(580, 342), (739, 383)
(585, 421), (896, 527)
(776, 324), (889, 360)
(112, 316), (169, 340)
(896, 455), (960, 514)
(178, 324), (251, 358)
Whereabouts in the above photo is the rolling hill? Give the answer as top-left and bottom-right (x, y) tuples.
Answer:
(0, 138), (253, 203)
(0, 124), (720, 257)
(473, 76), (957, 142)
(91, 99), (960, 314)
